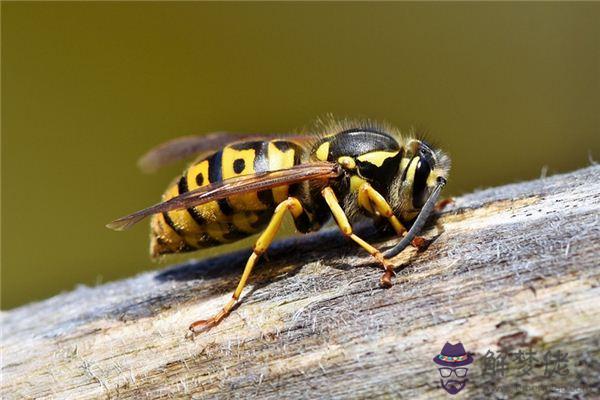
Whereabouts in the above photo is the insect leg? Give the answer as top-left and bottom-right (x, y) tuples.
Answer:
(435, 197), (454, 212)
(358, 182), (407, 235)
(189, 197), (304, 334)
(321, 186), (396, 288)
(359, 182), (430, 250)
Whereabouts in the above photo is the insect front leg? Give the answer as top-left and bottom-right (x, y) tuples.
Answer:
(358, 182), (429, 251)
(189, 197), (304, 334)
(358, 182), (406, 235)
(435, 197), (454, 212)
(321, 186), (396, 288)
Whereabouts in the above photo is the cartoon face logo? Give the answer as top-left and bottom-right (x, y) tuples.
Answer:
(433, 342), (473, 395)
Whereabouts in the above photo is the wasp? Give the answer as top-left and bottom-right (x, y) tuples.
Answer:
(107, 119), (450, 333)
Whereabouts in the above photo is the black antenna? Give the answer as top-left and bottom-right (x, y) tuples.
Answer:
(383, 177), (446, 258)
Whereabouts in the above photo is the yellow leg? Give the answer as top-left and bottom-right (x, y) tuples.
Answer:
(358, 182), (431, 250)
(322, 186), (396, 288)
(358, 182), (407, 235)
(189, 197), (304, 334)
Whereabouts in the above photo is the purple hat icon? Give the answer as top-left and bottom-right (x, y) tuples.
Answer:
(433, 342), (473, 367)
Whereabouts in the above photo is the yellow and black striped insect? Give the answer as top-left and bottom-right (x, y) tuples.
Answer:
(107, 119), (450, 333)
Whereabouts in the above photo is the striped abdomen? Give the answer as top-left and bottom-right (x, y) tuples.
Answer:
(150, 140), (305, 257)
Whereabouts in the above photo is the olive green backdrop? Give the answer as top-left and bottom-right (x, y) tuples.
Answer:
(2, 2), (599, 309)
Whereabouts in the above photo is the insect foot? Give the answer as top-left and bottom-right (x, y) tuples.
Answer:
(189, 318), (218, 335)
(411, 236), (430, 251)
(380, 269), (395, 288)
(435, 197), (455, 212)
(371, 250), (396, 288)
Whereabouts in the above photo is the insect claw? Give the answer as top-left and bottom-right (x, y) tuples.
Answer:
(411, 236), (429, 251)
(379, 270), (395, 288)
(189, 319), (217, 334)
(435, 197), (454, 212)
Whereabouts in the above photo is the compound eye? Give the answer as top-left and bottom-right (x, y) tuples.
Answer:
(412, 158), (431, 209)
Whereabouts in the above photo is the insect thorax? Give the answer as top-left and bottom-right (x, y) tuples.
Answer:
(313, 128), (403, 193)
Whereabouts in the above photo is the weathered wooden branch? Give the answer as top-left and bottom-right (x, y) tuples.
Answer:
(2, 166), (599, 399)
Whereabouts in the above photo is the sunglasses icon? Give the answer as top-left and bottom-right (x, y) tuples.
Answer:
(438, 367), (468, 378)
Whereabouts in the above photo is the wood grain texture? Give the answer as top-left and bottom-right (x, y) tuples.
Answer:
(2, 165), (599, 399)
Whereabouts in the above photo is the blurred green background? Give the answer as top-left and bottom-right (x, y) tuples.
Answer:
(2, 3), (599, 309)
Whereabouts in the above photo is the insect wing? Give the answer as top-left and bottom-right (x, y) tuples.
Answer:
(138, 132), (314, 173)
(107, 162), (340, 231)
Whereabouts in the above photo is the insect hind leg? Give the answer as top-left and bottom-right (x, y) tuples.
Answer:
(189, 197), (304, 334)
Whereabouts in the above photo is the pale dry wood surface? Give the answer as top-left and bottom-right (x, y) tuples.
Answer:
(1, 165), (599, 399)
